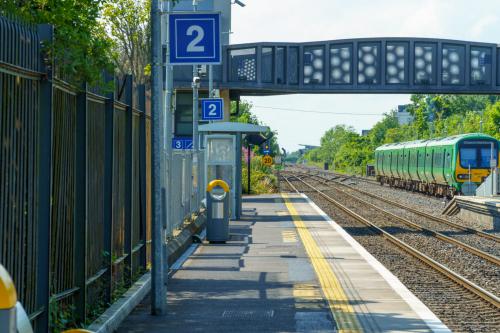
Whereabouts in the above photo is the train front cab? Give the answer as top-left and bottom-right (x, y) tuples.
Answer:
(454, 138), (499, 190)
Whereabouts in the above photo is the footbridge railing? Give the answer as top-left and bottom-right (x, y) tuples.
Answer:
(175, 37), (500, 95)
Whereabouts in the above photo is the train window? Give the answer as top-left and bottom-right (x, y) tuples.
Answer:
(460, 141), (498, 168)
(479, 147), (497, 168)
(460, 148), (477, 168)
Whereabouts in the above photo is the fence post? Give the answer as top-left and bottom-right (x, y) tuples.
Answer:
(36, 23), (53, 333)
(103, 72), (115, 303)
(124, 75), (133, 285)
(74, 83), (88, 323)
(138, 84), (148, 269)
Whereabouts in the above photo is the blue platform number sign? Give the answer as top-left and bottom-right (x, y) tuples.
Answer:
(169, 13), (221, 64)
(201, 98), (224, 120)
(172, 137), (193, 150)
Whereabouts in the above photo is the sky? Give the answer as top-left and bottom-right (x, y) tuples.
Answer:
(230, 0), (500, 152)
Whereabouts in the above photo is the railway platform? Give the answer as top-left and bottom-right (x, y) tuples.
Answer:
(117, 194), (449, 333)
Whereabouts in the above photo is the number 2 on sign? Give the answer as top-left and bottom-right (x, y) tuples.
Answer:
(208, 103), (217, 116)
(187, 25), (205, 52)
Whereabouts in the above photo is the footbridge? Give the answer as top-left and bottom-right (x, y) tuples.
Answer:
(176, 38), (500, 95)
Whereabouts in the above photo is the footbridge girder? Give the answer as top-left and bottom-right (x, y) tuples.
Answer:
(174, 37), (500, 96)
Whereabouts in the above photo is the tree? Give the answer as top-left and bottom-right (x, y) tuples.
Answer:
(230, 100), (260, 124)
(230, 100), (280, 156)
(1, 0), (114, 85)
(368, 110), (399, 147)
(318, 125), (358, 165)
(102, 0), (151, 83)
(483, 102), (500, 139)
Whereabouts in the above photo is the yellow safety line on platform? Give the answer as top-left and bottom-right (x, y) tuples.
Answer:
(281, 193), (363, 333)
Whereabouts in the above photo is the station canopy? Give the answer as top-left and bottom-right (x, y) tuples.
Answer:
(199, 122), (270, 146)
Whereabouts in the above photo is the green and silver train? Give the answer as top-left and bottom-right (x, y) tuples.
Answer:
(374, 133), (499, 196)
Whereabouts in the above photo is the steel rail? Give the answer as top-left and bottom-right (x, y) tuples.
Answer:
(282, 176), (299, 193)
(309, 175), (500, 266)
(292, 176), (500, 309)
(311, 172), (500, 243)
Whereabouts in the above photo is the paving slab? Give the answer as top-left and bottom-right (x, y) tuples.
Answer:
(117, 194), (450, 333)
(117, 194), (334, 333)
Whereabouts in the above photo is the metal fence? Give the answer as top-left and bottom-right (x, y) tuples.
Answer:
(168, 150), (205, 237)
(0, 17), (155, 332)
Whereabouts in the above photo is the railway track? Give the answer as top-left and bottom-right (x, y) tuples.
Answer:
(300, 168), (500, 243)
(308, 174), (500, 258)
(302, 175), (500, 293)
(283, 173), (500, 332)
(290, 165), (380, 185)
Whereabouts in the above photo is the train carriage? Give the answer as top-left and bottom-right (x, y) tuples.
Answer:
(374, 133), (499, 196)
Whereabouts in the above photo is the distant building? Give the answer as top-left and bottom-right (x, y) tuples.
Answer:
(396, 104), (414, 125)
(361, 129), (371, 136)
(298, 144), (319, 156)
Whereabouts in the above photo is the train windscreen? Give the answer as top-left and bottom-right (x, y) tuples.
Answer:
(459, 140), (498, 168)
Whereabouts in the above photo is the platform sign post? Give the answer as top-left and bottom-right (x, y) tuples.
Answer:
(168, 10), (221, 192)
(201, 98), (224, 121)
(150, 0), (166, 315)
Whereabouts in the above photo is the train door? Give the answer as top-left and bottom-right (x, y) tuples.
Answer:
(409, 148), (418, 180)
(416, 150), (423, 180)
(432, 149), (445, 183)
(397, 149), (404, 178)
(436, 149), (446, 183)
(390, 151), (397, 178)
(403, 148), (411, 179)
(425, 147), (434, 182)
(375, 151), (384, 175)
(444, 149), (452, 183)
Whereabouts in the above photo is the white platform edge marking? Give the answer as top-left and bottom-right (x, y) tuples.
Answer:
(300, 193), (452, 333)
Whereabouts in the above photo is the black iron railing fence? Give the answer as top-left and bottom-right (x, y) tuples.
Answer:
(0, 16), (152, 332)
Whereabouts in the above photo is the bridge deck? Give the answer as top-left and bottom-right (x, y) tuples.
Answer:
(117, 194), (448, 332)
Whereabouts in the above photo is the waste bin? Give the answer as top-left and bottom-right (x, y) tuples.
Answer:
(0, 264), (17, 333)
(206, 179), (230, 243)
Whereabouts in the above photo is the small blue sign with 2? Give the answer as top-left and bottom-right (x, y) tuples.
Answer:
(169, 13), (221, 64)
(201, 98), (224, 120)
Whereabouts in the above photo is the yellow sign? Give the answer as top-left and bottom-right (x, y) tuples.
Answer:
(262, 155), (273, 166)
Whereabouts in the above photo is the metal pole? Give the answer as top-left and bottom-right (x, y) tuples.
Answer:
(163, 0), (173, 286)
(161, 0), (173, 285)
(151, 0), (166, 315)
(192, 0), (199, 152)
(247, 143), (251, 194)
(192, 80), (199, 151)
(209, 65), (214, 97)
(491, 141), (495, 195)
